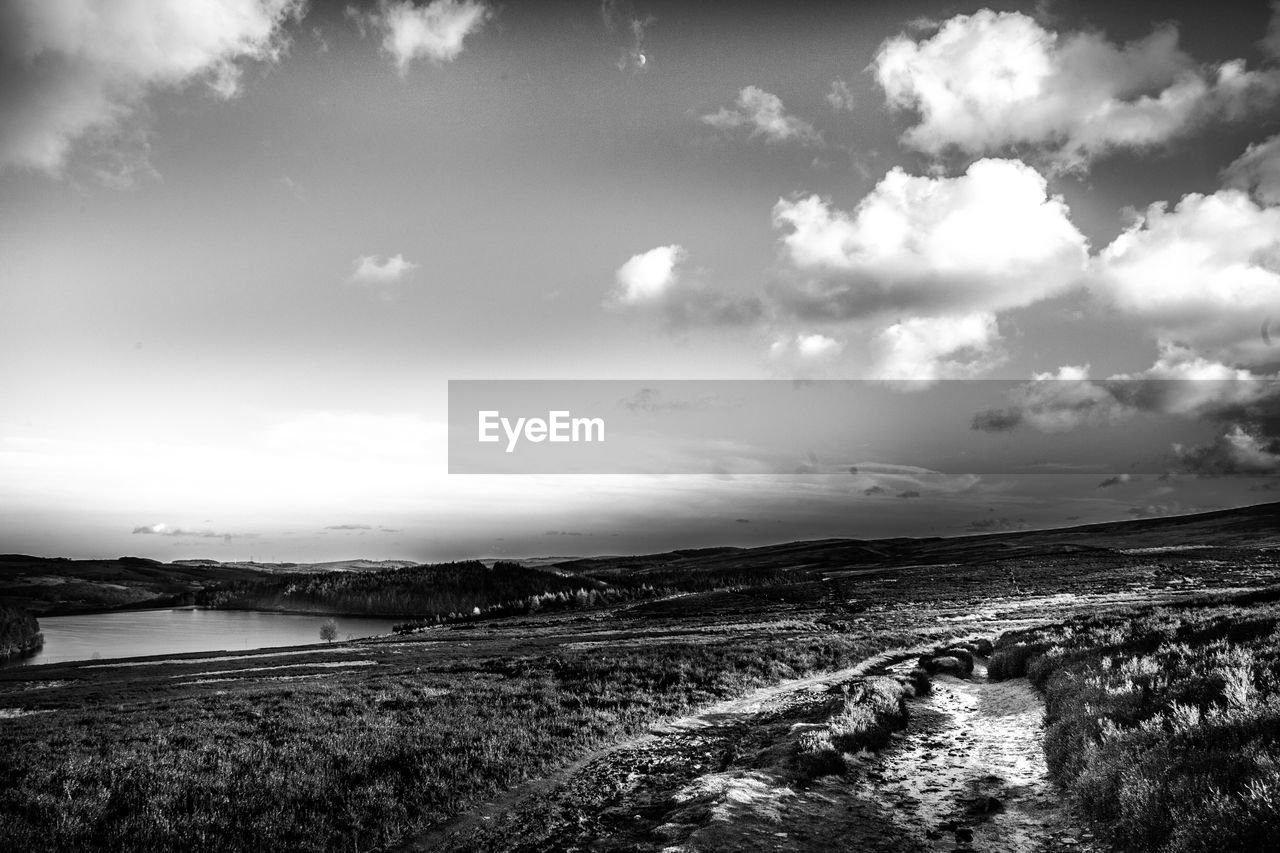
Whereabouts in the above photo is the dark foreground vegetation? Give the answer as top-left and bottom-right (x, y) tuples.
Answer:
(0, 606), (42, 660)
(990, 587), (1280, 852)
(0, 614), (916, 852)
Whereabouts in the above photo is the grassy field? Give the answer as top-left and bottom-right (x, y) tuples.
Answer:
(0, 603), (925, 852)
(990, 587), (1280, 852)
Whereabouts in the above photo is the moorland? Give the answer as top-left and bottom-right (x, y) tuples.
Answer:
(2, 502), (1280, 852)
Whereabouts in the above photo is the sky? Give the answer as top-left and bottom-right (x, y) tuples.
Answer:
(1, 0), (1279, 562)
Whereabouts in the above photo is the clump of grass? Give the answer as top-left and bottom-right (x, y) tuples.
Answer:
(796, 729), (845, 777)
(986, 641), (1043, 681)
(824, 676), (914, 755)
(898, 666), (932, 697)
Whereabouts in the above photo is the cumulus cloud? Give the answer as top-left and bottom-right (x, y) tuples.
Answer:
(1224, 133), (1280, 206)
(873, 9), (1280, 169)
(770, 158), (1088, 321)
(826, 79), (855, 112)
(1090, 189), (1280, 367)
(703, 86), (823, 146)
(615, 245), (684, 303)
(1097, 474), (1132, 488)
(0, 0), (303, 176)
(872, 312), (1002, 381)
(350, 253), (420, 286)
(360, 0), (491, 73)
(611, 245), (761, 327)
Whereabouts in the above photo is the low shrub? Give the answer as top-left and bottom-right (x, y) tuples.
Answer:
(998, 591), (1280, 852)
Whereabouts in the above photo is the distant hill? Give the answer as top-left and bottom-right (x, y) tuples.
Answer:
(0, 554), (425, 615)
(546, 502), (1280, 588)
(3, 502), (1277, 617)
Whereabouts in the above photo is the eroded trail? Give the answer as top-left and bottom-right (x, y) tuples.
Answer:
(841, 660), (1101, 852)
(409, 651), (1099, 853)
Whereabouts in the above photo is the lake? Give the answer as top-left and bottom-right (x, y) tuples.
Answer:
(5, 608), (402, 667)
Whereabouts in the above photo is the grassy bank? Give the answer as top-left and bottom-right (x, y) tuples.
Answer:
(989, 588), (1280, 852)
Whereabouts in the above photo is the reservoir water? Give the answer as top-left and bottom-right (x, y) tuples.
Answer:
(5, 608), (400, 667)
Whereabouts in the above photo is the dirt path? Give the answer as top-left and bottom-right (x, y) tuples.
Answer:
(842, 659), (1101, 852)
(404, 649), (1099, 853)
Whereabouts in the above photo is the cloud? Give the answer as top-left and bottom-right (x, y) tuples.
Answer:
(325, 524), (373, 530)
(619, 388), (728, 413)
(826, 79), (855, 112)
(769, 333), (844, 363)
(1224, 133), (1280, 206)
(965, 516), (1029, 532)
(611, 245), (762, 327)
(1090, 189), (1280, 367)
(614, 245), (684, 303)
(360, 0), (491, 72)
(350, 253), (420, 286)
(1097, 474), (1132, 488)
(898, 490), (921, 499)
(601, 0), (654, 71)
(872, 312), (1002, 381)
(970, 349), (1280, 475)
(0, 0), (303, 176)
(873, 9), (1280, 169)
(702, 86), (823, 146)
(970, 366), (1132, 434)
(1266, 2), (1280, 61)
(132, 523), (252, 539)
(770, 159), (1087, 321)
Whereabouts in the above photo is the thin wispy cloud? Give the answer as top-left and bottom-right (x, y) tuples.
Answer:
(601, 0), (655, 71)
(132, 523), (254, 540)
(350, 253), (420, 286)
(703, 87), (823, 146)
(356, 0), (492, 73)
(826, 80), (855, 112)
